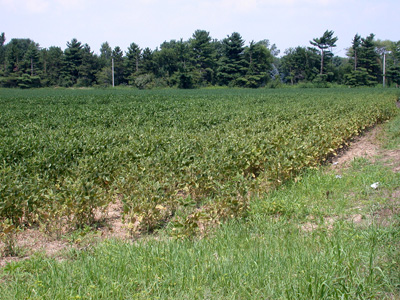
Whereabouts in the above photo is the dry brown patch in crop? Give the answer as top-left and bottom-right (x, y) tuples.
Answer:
(0, 198), (132, 267)
(95, 199), (130, 240)
(0, 229), (69, 268)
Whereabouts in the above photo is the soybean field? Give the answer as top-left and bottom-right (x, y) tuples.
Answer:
(0, 88), (398, 234)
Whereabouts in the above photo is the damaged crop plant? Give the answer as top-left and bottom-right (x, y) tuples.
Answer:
(0, 88), (398, 238)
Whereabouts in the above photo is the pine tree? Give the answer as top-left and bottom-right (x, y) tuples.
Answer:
(141, 47), (156, 74)
(344, 34), (368, 86)
(112, 46), (125, 85)
(6, 38), (35, 74)
(190, 30), (216, 85)
(244, 41), (273, 87)
(387, 41), (400, 87)
(24, 42), (41, 76)
(0, 32), (6, 73)
(217, 32), (248, 86)
(99, 42), (112, 68)
(310, 30), (338, 75)
(358, 34), (381, 86)
(78, 44), (99, 86)
(40, 46), (63, 86)
(345, 33), (381, 86)
(62, 38), (83, 86)
(351, 34), (361, 71)
(125, 42), (141, 78)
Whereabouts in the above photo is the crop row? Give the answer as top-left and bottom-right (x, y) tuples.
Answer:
(0, 88), (398, 235)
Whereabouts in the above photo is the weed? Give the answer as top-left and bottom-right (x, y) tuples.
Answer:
(0, 219), (21, 257)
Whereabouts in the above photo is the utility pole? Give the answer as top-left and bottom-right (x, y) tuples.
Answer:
(112, 58), (115, 87)
(383, 52), (386, 88)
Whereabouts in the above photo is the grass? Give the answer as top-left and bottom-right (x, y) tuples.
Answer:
(385, 117), (400, 150)
(3, 222), (398, 299)
(0, 90), (399, 299)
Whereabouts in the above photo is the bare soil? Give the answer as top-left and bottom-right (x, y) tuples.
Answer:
(331, 125), (382, 168)
(0, 200), (131, 268)
(330, 122), (400, 174)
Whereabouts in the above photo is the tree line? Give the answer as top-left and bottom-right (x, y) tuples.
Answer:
(0, 30), (399, 89)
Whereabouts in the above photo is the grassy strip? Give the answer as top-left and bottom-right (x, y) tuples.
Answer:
(1, 126), (399, 299)
(385, 116), (400, 150)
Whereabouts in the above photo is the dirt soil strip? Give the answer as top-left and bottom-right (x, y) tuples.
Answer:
(331, 123), (400, 173)
(331, 126), (381, 168)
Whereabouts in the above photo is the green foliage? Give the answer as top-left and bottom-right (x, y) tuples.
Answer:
(16, 74), (41, 89)
(39, 46), (63, 86)
(112, 46), (125, 85)
(77, 44), (98, 87)
(217, 32), (248, 86)
(133, 73), (155, 89)
(280, 46), (320, 84)
(384, 101), (400, 148)
(359, 34), (381, 84)
(177, 72), (195, 89)
(0, 76), (18, 87)
(4, 38), (39, 74)
(0, 88), (397, 235)
(0, 32), (5, 71)
(386, 41), (400, 87)
(62, 38), (83, 86)
(310, 30), (338, 75)
(95, 66), (112, 87)
(2, 30), (398, 88)
(345, 33), (383, 87)
(125, 42), (141, 77)
(1, 113), (400, 298)
(190, 30), (216, 86)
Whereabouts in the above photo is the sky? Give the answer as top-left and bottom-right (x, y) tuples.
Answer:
(1, 0), (399, 57)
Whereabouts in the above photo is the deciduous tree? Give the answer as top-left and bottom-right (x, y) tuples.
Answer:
(280, 46), (319, 84)
(244, 41), (273, 87)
